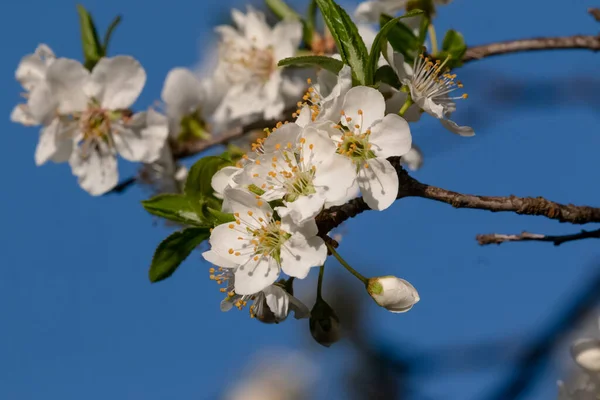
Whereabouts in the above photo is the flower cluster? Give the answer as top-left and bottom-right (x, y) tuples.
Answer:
(202, 65), (417, 318)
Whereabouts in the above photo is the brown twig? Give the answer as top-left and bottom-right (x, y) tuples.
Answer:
(315, 157), (600, 235)
(463, 35), (600, 62)
(589, 8), (600, 22)
(476, 228), (600, 246)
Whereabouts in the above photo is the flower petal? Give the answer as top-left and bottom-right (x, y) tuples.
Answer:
(35, 119), (74, 165)
(208, 223), (251, 265)
(369, 113), (412, 158)
(280, 234), (326, 279)
(440, 118), (475, 137)
(69, 141), (118, 196)
(161, 68), (205, 118)
(234, 256), (280, 295)
(357, 158), (398, 211)
(400, 145), (424, 171)
(45, 58), (89, 114)
(202, 249), (239, 269)
(212, 166), (241, 198)
(263, 285), (290, 321)
(113, 110), (168, 163)
(341, 86), (385, 130)
(276, 194), (325, 225)
(87, 56), (146, 110)
(224, 187), (274, 228)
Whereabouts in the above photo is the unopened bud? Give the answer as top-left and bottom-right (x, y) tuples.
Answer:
(571, 338), (600, 372)
(366, 276), (420, 313)
(309, 298), (341, 347)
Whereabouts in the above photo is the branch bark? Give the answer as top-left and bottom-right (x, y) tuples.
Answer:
(477, 228), (600, 246)
(315, 157), (600, 235)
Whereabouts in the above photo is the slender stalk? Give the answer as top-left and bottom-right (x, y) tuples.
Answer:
(398, 96), (414, 117)
(326, 243), (368, 284)
(316, 265), (325, 301)
(429, 24), (439, 54)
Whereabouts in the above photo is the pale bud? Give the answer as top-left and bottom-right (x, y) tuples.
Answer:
(366, 276), (420, 313)
(571, 338), (600, 372)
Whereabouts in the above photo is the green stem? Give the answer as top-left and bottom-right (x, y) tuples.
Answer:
(398, 96), (414, 117)
(316, 265), (325, 301)
(429, 24), (438, 54)
(326, 243), (368, 285)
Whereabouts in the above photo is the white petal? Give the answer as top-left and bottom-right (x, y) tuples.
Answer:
(202, 249), (239, 269)
(369, 114), (412, 158)
(280, 215), (318, 238)
(212, 166), (241, 198)
(69, 142), (118, 196)
(440, 118), (475, 137)
(301, 126), (338, 167)
(208, 223), (250, 266)
(27, 82), (56, 124)
(113, 110), (168, 162)
(357, 158), (398, 211)
(11, 104), (37, 126)
(369, 276), (420, 313)
(224, 187), (274, 228)
(16, 54), (45, 91)
(400, 145), (424, 171)
(295, 106), (311, 127)
(318, 65), (352, 123)
(263, 285), (290, 320)
(35, 119), (74, 165)
(234, 256), (280, 295)
(341, 86), (385, 130)
(263, 123), (301, 153)
(272, 20), (302, 61)
(572, 339), (600, 372)
(276, 194), (325, 225)
(45, 58), (89, 114)
(161, 68), (205, 118)
(312, 154), (357, 205)
(280, 235), (326, 279)
(87, 56), (146, 109)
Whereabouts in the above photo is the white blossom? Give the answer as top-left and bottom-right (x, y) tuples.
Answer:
(366, 275), (420, 313)
(355, 0), (453, 23)
(400, 144), (424, 171)
(391, 52), (474, 136)
(31, 56), (169, 195)
(212, 7), (305, 125)
(234, 122), (356, 225)
(202, 188), (327, 295)
(330, 86), (413, 210)
(11, 44), (56, 126)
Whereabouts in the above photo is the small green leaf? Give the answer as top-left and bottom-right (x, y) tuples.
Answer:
(278, 55), (344, 74)
(76, 4), (102, 70)
(379, 13), (420, 65)
(367, 10), (423, 85)
(304, 0), (318, 46)
(102, 15), (122, 56)
(206, 207), (236, 225)
(141, 194), (205, 226)
(315, 0), (368, 84)
(185, 156), (232, 202)
(374, 65), (401, 87)
(149, 227), (210, 283)
(440, 29), (467, 67)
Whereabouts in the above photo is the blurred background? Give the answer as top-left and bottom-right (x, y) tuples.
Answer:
(1, 0), (600, 399)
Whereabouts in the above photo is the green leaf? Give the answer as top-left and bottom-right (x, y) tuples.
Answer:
(149, 227), (210, 283)
(76, 4), (103, 70)
(367, 11), (423, 85)
(374, 65), (401, 87)
(206, 207), (236, 225)
(379, 13), (420, 65)
(440, 29), (467, 67)
(185, 156), (232, 201)
(141, 194), (205, 226)
(315, 0), (368, 84)
(102, 15), (122, 55)
(304, 0), (318, 46)
(278, 55), (344, 74)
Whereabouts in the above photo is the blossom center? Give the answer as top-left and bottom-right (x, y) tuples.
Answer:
(221, 41), (275, 83)
(79, 106), (112, 140)
(178, 109), (209, 141)
(411, 54), (468, 103)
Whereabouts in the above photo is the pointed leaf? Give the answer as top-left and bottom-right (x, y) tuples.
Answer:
(206, 207), (236, 225)
(149, 227), (210, 283)
(440, 29), (467, 67)
(102, 15), (122, 55)
(278, 55), (344, 74)
(76, 4), (102, 70)
(379, 13), (420, 65)
(141, 194), (206, 226)
(184, 156), (232, 201)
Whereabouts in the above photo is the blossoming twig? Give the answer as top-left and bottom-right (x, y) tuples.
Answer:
(463, 35), (600, 63)
(315, 157), (600, 235)
(476, 228), (600, 246)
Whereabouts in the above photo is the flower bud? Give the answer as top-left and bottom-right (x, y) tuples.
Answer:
(309, 298), (341, 347)
(366, 276), (420, 313)
(571, 338), (600, 372)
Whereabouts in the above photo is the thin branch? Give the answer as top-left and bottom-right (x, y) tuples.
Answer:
(463, 35), (600, 62)
(315, 157), (600, 235)
(589, 8), (600, 22)
(477, 228), (600, 246)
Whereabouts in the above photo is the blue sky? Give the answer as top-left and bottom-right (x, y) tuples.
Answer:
(1, 0), (599, 399)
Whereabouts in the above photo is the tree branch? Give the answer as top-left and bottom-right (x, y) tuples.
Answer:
(463, 35), (600, 62)
(315, 157), (600, 235)
(476, 228), (600, 246)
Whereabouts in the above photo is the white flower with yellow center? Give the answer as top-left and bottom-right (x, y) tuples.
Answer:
(235, 122), (356, 224)
(31, 56), (169, 195)
(392, 52), (474, 136)
(212, 7), (305, 124)
(330, 86), (412, 211)
(11, 44), (56, 126)
(202, 188), (327, 295)
(295, 65), (352, 127)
